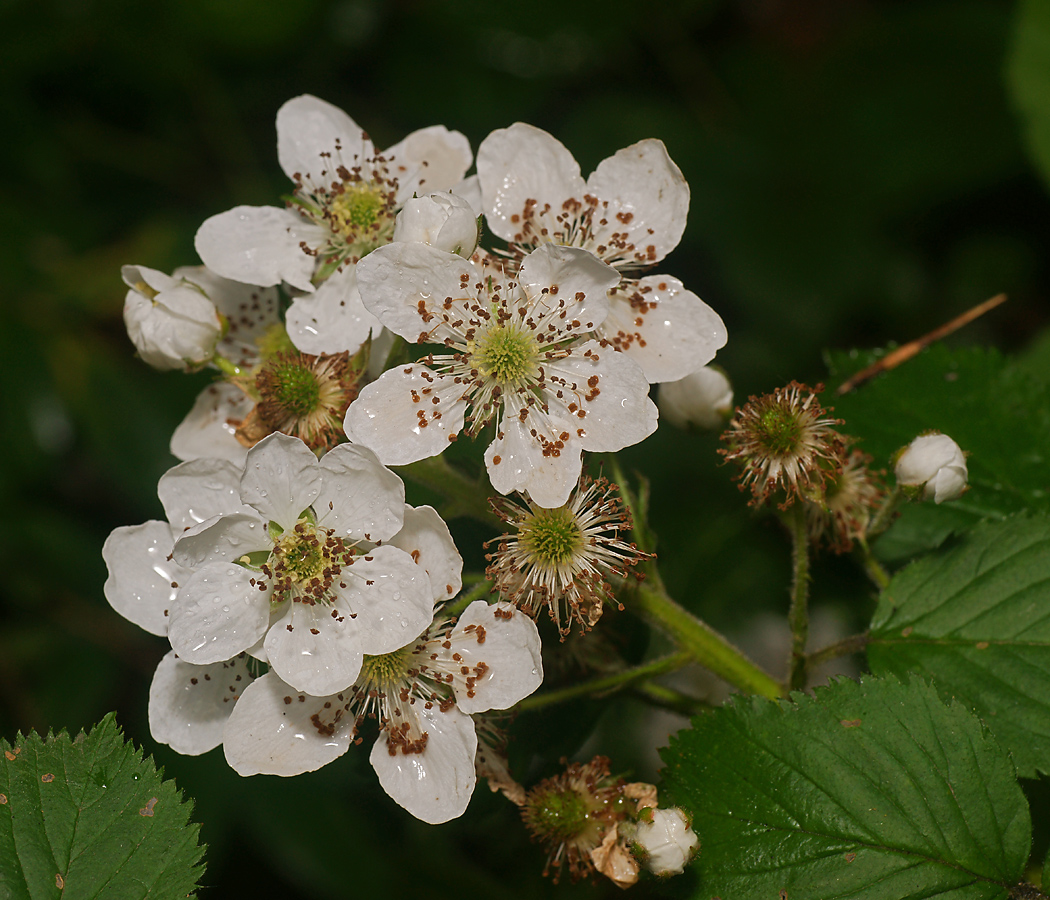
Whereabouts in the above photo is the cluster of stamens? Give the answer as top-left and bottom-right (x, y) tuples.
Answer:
(286, 136), (399, 277)
(806, 449), (885, 553)
(298, 610), (493, 757)
(521, 755), (632, 883)
(504, 195), (658, 272)
(233, 350), (359, 452)
(720, 382), (846, 508)
(256, 517), (354, 606)
(487, 478), (648, 637)
(404, 266), (604, 448)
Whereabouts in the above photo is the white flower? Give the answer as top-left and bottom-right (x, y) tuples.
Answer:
(894, 432), (968, 503)
(146, 503), (462, 758)
(476, 123), (726, 382)
(392, 192), (480, 256)
(168, 433), (440, 696)
(634, 807), (699, 876)
(122, 265), (223, 371)
(102, 456), (249, 636)
(345, 241), (658, 508)
(222, 600), (542, 824)
(657, 365), (733, 429)
(194, 95), (472, 356)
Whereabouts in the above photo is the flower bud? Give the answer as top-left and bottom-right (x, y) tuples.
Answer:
(658, 365), (733, 429)
(122, 265), (223, 371)
(392, 192), (480, 256)
(633, 807), (699, 877)
(894, 432), (968, 503)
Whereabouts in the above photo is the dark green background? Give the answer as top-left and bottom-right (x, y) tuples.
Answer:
(2, 0), (1048, 895)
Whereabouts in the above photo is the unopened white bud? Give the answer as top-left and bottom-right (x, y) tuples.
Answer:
(122, 265), (223, 371)
(634, 807), (698, 877)
(658, 366), (733, 429)
(393, 192), (480, 256)
(894, 432), (968, 503)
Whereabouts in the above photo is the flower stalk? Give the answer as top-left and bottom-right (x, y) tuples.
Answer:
(785, 503), (811, 692)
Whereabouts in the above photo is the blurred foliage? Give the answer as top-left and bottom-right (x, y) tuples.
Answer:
(2, 0), (1050, 896)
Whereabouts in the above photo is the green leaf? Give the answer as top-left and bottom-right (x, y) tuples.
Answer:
(828, 344), (1050, 561)
(0, 713), (204, 899)
(868, 513), (1050, 779)
(1008, 0), (1050, 191)
(661, 676), (1032, 900)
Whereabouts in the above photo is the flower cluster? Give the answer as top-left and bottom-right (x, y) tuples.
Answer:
(105, 94), (728, 874)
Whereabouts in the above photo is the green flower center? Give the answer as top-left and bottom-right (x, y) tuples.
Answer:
(520, 506), (583, 568)
(472, 324), (539, 386)
(525, 788), (590, 844)
(266, 358), (321, 418)
(329, 183), (389, 242)
(757, 406), (803, 455)
(271, 527), (326, 584)
(360, 646), (413, 688)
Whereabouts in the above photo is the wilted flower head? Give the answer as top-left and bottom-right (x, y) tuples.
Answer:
(806, 450), (885, 553)
(894, 431), (968, 503)
(522, 756), (634, 883)
(486, 477), (648, 638)
(721, 382), (845, 508)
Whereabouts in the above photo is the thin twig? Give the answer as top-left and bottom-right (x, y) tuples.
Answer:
(836, 293), (1007, 395)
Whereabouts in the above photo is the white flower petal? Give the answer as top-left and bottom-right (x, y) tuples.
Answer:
(285, 264), (383, 355)
(223, 672), (352, 776)
(316, 443), (405, 542)
(276, 94), (371, 184)
(477, 123), (586, 244)
(344, 367), (468, 466)
(484, 412), (583, 509)
(451, 174), (482, 215)
(517, 244), (618, 333)
(355, 241), (478, 343)
(546, 341), (658, 453)
(450, 601), (542, 714)
(586, 139), (689, 264)
(240, 433), (322, 527)
(600, 275), (727, 383)
(148, 650), (254, 756)
(102, 521), (184, 636)
(335, 545), (434, 655)
(392, 193), (479, 257)
(122, 264), (178, 294)
(174, 266), (280, 367)
(123, 284), (222, 371)
(369, 703), (477, 823)
(263, 602), (364, 696)
(158, 458), (246, 533)
(168, 560), (271, 664)
(383, 125), (473, 203)
(658, 366), (733, 430)
(171, 511), (267, 569)
(194, 205), (322, 292)
(170, 382), (253, 465)
(388, 505), (463, 603)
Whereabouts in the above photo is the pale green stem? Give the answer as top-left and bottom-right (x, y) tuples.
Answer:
(393, 456), (502, 527)
(868, 486), (903, 538)
(517, 651), (692, 712)
(213, 354), (245, 378)
(607, 453), (782, 699)
(633, 681), (712, 716)
(785, 504), (811, 692)
(857, 539), (891, 590)
(630, 579), (782, 699)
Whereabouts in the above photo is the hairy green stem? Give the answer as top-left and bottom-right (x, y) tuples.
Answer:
(445, 578), (495, 618)
(868, 486), (902, 539)
(632, 580), (782, 699)
(785, 504), (811, 692)
(805, 632), (870, 674)
(517, 651), (692, 712)
(394, 456), (502, 527)
(857, 539), (891, 590)
(632, 681), (712, 716)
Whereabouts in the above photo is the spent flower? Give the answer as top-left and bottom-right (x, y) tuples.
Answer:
(486, 477), (648, 637)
